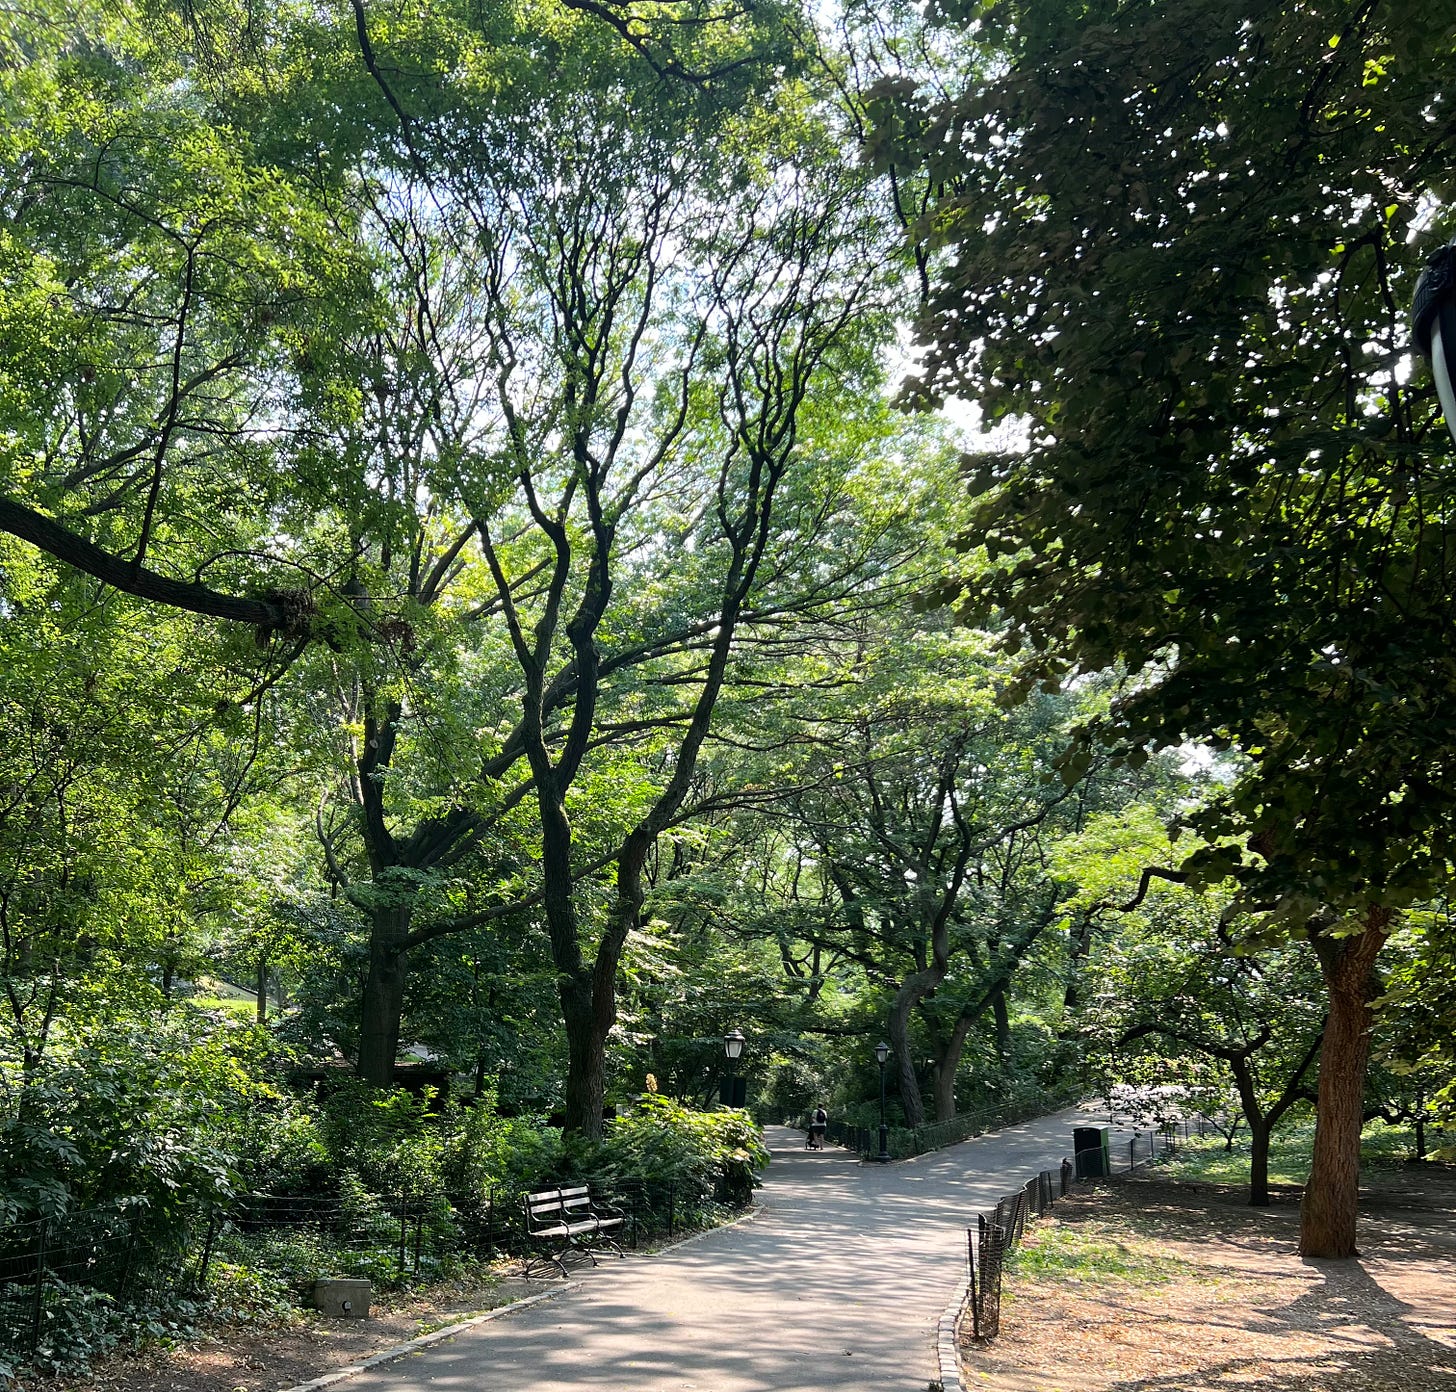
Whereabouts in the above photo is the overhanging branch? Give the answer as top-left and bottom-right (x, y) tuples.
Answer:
(0, 495), (301, 632)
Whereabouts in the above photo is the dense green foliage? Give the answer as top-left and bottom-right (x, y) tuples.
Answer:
(1, 0), (1456, 1376)
(867, 0), (1456, 1256)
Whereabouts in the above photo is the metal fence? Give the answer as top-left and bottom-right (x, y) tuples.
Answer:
(964, 1126), (1179, 1345)
(0, 1176), (723, 1364)
(0, 1206), (214, 1364)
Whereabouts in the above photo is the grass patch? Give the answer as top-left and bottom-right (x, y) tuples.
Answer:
(188, 995), (257, 1018)
(1162, 1130), (1313, 1187)
(1162, 1117), (1455, 1188)
(1006, 1216), (1181, 1286)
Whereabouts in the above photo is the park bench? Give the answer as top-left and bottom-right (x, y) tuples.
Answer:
(520, 1185), (625, 1277)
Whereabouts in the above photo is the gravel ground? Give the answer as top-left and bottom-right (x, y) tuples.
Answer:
(962, 1165), (1456, 1392)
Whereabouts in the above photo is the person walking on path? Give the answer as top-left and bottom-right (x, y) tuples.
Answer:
(808, 1105), (827, 1149)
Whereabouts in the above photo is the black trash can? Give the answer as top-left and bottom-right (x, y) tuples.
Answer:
(1073, 1126), (1110, 1178)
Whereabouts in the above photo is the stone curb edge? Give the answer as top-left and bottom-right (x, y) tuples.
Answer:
(935, 1272), (970, 1392)
(272, 1205), (762, 1392)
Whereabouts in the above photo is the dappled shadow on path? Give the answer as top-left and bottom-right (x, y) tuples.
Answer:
(342, 1107), (1125, 1392)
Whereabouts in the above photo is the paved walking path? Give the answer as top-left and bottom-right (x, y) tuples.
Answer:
(311, 1105), (1141, 1392)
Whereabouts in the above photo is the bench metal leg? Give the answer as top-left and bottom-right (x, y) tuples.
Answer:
(521, 1246), (571, 1278)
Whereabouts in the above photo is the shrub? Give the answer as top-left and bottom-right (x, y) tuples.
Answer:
(579, 1095), (769, 1207)
(436, 1096), (563, 1228)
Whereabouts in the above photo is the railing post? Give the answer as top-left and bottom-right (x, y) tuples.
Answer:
(118, 1210), (139, 1302)
(31, 1217), (48, 1354)
(398, 1201), (408, 1282)
(195, 1210), (220, 1293)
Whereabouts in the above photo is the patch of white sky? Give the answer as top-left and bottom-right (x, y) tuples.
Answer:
(886, 320), (1030, 455)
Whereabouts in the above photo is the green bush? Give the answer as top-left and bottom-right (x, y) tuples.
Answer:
(437, 1096), (563, 1226)
(202, 1260), (298, 1325)
(5, 1277), (208, 1378)
(234, 1095), (331, 1198)
(317, 1084), (447, 1204)
(0, 1014), (272, 1228)
(578, 1095), (769, 1207)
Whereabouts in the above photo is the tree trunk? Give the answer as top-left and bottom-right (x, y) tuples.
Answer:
(1228, 1053), (1272, 1207)
(1062, 909), (1094, 1016)
(357, 906), (411, 1087)
(992, 989), (1011, 1058)
(256, 954), (269, 1026)
(561, 970), (607, 1138)
(889, 982), (925, 1127)
(1248, 1117), (1271, 1207)
(1298, 913), (1389, 1258)
(932, 1000), (990, 1122)
(931, 1039), (960, 1122)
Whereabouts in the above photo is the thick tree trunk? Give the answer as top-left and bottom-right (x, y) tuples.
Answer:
(557, 833), (647, 1140)
(1298, 914), (1389, 1258)
(561, 970), (607, 1138)
(357, 906), (411, 1087)
(932, 1000), (991, 1122)
(1248, 1117), (1271, 1207)
(889, 982), (925, 1127)
(256, 955), (269, 1026)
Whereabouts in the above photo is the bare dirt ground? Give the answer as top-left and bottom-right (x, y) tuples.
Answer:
(36, 1271), (544, 1392)
(961, 1163), (1456, 1392)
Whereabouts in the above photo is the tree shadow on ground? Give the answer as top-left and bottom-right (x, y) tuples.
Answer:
(978, 1170), (1456, 1392)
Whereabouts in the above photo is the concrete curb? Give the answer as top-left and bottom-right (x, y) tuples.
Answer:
(272, 1206), (763, 1392)
(935, 1273), (970, 1392)
(274, 1286), (574, 1392)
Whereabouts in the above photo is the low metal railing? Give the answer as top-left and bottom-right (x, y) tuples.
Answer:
(0, 1174), (732, 1366)
(965, 1123), (1180, 1345)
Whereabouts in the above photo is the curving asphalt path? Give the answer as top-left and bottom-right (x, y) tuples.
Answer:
(309, 1104), (1141, 1392)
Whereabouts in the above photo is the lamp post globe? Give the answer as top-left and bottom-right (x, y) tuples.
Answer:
(721, 1029), (746, 1107)
(1412, 238), (1456, 448)
(874, 1041), (891, 1163)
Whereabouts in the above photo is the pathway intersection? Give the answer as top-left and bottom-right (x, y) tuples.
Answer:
(296, 1105), (1142, 1392)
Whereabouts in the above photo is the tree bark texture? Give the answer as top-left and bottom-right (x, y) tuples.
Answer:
(889, 996), (921, 1127)
(357, 907), (411, 1087)
(1247, 1117), (1271, 1207)
(1298, 913), (1390, 1258)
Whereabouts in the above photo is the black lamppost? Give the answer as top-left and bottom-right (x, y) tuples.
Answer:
(874, 1040), (891, 1163)
(1412, 238), (1456, 447)
(722, 1028), (746, 1108)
